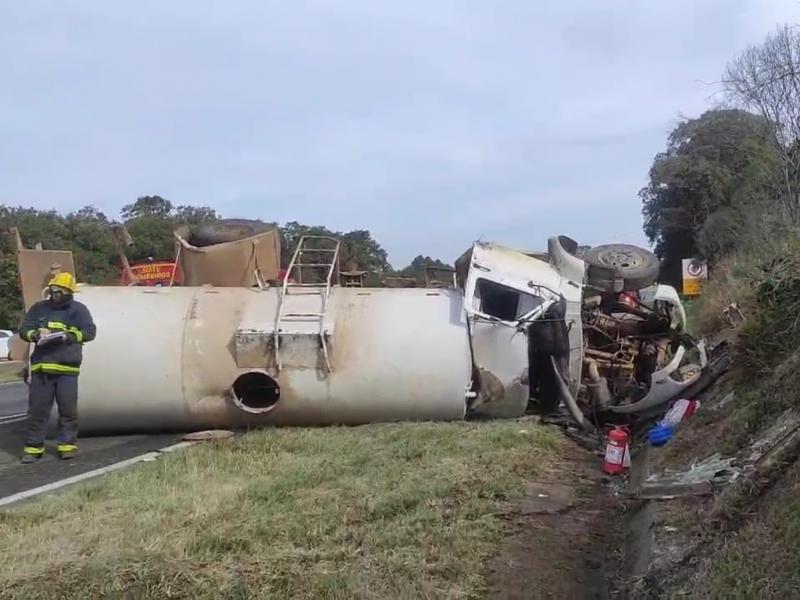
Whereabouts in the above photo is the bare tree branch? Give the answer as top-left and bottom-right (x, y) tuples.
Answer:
(723, 25), (800, 223)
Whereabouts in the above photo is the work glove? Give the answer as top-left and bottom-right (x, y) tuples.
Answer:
(65, 331), (80, 344)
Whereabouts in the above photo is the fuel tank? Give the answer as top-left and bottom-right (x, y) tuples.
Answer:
(76, 285), (472, 433)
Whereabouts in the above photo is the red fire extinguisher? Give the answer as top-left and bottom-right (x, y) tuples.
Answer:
(603, 426), (630, 475)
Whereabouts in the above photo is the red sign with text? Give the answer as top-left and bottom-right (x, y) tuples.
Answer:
(121, 261), (180, 286)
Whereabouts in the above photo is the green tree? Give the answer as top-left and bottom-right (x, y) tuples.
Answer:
(63, 206), (118, 284)
(640, 109), (780, 283)
(0, 198), (221, 328)
(123, 216), (176, 262)
(122, 199), (218, 262)
(0, 202), (393, 327)
(121, 196), (173, 220)
(395, 255), (452, 284)
(280, 222), (390, 275)
(0, 255), (22, 329)
(174, 205), (219, 225)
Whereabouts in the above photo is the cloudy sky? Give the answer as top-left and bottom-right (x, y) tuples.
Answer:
(2, 1), (799, 267)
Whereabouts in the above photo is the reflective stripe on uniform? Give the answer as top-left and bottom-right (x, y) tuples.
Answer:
(31, 363), (80, 374)
(24, 446), (45, 455)
(23, 329), (37, 342)
(56, 443), (78, 453)
(46, 321), (84, 343)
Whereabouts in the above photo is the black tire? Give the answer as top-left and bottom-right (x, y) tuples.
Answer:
(585, 244), (660, 291)
(189, 219), (273, 247)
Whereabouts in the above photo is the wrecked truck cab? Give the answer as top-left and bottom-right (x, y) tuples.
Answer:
(460, 239), (585, 419)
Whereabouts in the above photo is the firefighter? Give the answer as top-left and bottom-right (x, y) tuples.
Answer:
(18, 272), (96, 463)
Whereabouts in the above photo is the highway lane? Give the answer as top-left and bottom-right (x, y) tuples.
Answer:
(0, 382), (180, 501)
(0, 382), (27, 420)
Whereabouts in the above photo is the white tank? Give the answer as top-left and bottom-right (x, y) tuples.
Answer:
(77, 285), (472, 433)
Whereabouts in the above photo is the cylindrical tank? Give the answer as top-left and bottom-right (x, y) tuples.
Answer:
(77, 285), (472, 433)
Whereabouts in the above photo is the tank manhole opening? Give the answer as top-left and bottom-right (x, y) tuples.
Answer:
(232, 372), (280, 413)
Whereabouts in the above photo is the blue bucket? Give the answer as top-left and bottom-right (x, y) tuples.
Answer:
(648, 423), (673, 447)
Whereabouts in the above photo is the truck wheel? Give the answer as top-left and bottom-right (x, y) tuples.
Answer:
(585, 244), (660, 291)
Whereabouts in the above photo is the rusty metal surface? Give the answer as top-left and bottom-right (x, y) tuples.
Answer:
(15, 247), (75, 310)
(173, 226), (281, 287)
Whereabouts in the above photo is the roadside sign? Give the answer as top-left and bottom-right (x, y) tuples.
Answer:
(121, 261), (179, 286)
(682, 258), (707, 296)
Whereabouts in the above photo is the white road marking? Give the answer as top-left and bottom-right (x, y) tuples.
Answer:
(0, 413), (26, 425)
(0, 441), (196, 507)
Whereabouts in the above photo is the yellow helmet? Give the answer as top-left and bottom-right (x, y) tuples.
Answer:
(48, 272), (78, 293)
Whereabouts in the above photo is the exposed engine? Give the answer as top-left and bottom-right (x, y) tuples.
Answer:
(579, 289), (677, 413)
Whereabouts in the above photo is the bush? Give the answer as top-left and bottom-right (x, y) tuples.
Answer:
(692, 234), (800, 374)
(738, 239), (800, 373)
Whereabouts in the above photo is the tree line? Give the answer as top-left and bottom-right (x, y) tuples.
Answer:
(642, 25), (800, 284)
(0, 196), (449, 329)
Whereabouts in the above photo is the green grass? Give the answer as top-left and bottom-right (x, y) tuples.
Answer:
(701, 468), (800, 599)
(0, 420), (564, 599)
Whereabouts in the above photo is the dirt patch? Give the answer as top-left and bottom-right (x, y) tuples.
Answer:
(518, 482), (576, 516)
(485, 446), (622, 599)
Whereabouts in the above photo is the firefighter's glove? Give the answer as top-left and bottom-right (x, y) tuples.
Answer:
(65, 331), (80, 344)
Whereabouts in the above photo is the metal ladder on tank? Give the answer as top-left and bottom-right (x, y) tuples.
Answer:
(273, 235), (341, 374)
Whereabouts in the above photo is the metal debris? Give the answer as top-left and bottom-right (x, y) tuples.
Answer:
(636, 453), (740, 500)
(744, 410), (800, 464)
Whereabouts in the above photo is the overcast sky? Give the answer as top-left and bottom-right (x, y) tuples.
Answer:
(2, 2), (799, 267)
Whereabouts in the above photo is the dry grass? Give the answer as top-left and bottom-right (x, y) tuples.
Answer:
(685, 233), (800, 448)
(684, 463), (800, 599)
(0, 420), (565, 599)
(690, 234), (800, 334)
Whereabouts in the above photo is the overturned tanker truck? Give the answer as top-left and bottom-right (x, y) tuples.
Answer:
(16, 221), (710, 434)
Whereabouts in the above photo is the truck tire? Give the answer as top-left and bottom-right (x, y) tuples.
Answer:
(189, 219), (273, 247)
(585, 244), (660, 291)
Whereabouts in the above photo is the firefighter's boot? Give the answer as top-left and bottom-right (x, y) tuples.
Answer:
(21, 446), (44, 464)
(57, 443), (78, 460)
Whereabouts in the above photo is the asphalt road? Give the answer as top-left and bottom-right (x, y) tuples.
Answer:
(0, 383), (180, 500)
(0, 382), (27, 419)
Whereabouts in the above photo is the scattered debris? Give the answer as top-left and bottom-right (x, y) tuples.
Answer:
(660, 399), (701, 429)
(636, 454), (740, 500)
(744, 410), (800, 464)
(712, 413), (800, 523)
(722, 302), (745, 327)
(648, 423), (673, 448)
(715, 391), (736, 410)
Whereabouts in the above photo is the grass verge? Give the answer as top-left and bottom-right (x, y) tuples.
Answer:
(0, 419), (564, 599)
(691, 463), (800, 598)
